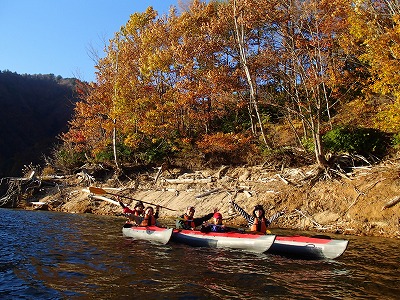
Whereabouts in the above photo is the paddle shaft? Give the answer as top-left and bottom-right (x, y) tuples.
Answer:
(89, 187), (176, 211)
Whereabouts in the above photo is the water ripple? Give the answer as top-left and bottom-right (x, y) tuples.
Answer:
(1, 209), (399, 299)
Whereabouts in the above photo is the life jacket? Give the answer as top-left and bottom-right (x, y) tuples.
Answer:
(210, 224), (226, 232)
(183, 214), (196, 228)
(140, 215), (156, 226)
(133, 210), (143, 217)
(251, 217), (268, 234)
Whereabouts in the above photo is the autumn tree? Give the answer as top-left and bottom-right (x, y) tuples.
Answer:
(62, 0), (381, 170)
(347, 0), (400, 132)
(262, 0), (351, 167)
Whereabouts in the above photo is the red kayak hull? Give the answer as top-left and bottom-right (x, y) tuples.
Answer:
(268, 235), (349, 259)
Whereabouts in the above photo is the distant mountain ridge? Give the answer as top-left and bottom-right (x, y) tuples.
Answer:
(0, 70), (78, 177)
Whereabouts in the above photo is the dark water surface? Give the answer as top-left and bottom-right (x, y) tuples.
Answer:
(0, 209), (399, 299)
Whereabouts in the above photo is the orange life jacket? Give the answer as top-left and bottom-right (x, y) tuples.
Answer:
(251, 217), (268, 234)
(133, 210), (143, 217)
(183, 214), (196, 228)
(140, 215), (156, 226)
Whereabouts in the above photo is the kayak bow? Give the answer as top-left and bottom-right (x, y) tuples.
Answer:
(122, 224), (173, 245)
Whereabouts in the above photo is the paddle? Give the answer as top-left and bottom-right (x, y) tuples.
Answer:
(88, 186), (177, 211)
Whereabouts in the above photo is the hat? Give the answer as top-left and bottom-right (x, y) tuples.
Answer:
(253, 205), (265, 216)
(213, 212), (222, 219)
(187, 206), (195, 211)
(253, 204), (264, 211)
(135, 201), (144, 208)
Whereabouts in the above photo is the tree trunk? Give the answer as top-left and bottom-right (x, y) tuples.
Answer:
(233, 0), (270, 148)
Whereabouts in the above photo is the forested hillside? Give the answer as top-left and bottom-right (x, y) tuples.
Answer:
(59, 0), (400, 173)
(0, 71), (78, 177)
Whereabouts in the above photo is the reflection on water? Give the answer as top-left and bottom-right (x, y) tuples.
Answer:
(0, 208), (399, 299)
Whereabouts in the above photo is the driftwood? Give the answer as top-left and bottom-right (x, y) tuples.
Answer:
(76, 170), (95, 185)
(215, 165), (229, 179)
(0, 165), (64, 208)
(154, 162), (172, 184)
(164, 177), (213, 184)
(82, 188), (121, 206)
(382, 196), (400, 210)
(89, 194), (120, 206)
(195, 188), (221, 198)
(276, 174), (289, 185)
(0, 170), (37, 208)
(31, 201), (48, 210)
(163, 171), (214, 184)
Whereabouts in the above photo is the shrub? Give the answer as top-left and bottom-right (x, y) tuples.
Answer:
(95, 143), (133, 163)
(52, 143), (86, 173)
(196, 132), (253, 165)
(322, 126), (387, 156)
(141, 142), (171, 163)
(301, 136), (315, 153)
(391, 132), (400, 149)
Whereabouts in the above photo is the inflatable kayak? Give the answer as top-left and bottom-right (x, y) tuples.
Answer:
(122, 224), (173, 244)
(171, 229), (276, 253)
(268, 235), (349, 259)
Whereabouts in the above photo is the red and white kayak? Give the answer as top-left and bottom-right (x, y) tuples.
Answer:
(122, 224), (173, 245)
(268, 235), (349, 259)
(171, 229), (276, 253)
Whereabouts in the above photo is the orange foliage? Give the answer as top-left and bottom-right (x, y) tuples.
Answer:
(196, 132), (252, 154)
(60, 0), (397, 166)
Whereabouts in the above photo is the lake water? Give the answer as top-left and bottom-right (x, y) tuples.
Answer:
(0, 208), (399, 299)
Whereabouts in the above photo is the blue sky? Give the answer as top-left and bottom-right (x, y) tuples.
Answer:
(0, 0), (181, 82)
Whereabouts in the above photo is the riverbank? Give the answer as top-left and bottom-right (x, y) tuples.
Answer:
(23, 160), (400, 239)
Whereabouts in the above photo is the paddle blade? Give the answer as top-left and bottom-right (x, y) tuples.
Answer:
(89, 186), (107, 195)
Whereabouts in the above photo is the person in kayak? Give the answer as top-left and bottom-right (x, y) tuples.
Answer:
(175, 206), (215, 230)
(200, 212), (229, 233)
(230, 201), (285, 234)
(139, 206), (160, 226)
(124, 201), (145, 216)
(119, 199), (146, 224)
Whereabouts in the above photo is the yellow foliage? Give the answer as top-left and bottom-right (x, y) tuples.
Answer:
(124, 134), (142, 150)
(374, 100), (400, 133)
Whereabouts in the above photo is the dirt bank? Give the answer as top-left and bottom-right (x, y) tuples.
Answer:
(23, 161), (400, 239)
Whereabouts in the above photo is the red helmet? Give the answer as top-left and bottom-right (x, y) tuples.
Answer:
(213, 212), (222, 219)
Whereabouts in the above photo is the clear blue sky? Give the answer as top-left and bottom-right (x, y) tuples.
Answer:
(0, 0), (181, 82)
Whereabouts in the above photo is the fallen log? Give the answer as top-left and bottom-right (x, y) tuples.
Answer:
(164, 177), (213, 184)
(382, 196), (400, 210)
(90, 194), (120, 206)
(195, 188), (221, 198)
(83, 188), (121, 206)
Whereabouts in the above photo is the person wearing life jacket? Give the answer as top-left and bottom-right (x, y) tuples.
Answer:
(139, 206), (159, 227)
(230, 201), (285, 234)
(200, 212), (229, 233)
(251, 205), (269, 233)
(122, 200), (144, 216)
(119, 199), (146, 225)
(181, 206), (196, 229)
(176, 206), (215, 230)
